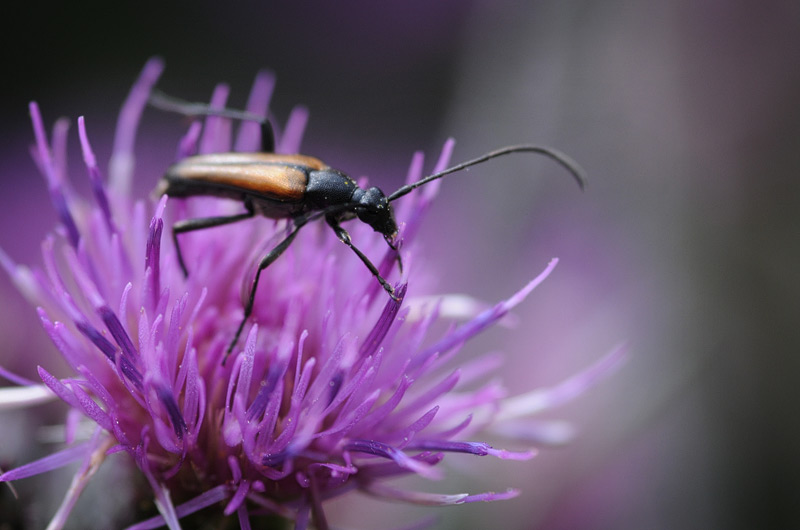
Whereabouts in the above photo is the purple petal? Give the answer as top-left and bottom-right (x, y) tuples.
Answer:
(323, 351), (378, 417)
(306, 474), (330, 530)
(71, 381), (114, 432)
(409, 259), (559, 373)
(37, 367), (81, 409)
(234, 70), (275, 152)
(29, 103), (81, 248)
(177, 121), (202, 159)
(362, 481), (468, 506)
(75, 320), (117, 361)
(490, 419), (576, 447)
(326, 370), (344, 408)
(126, 485), (229, 530)
(51, 117), (70, 190)
(405, 440), (535, 461)
(303, 337), (348, 415)
(144, 213), (164, 313)
(0, 247), (41, 306)
(237, 505), (252, 530)
(199, 84), (231, 154)
(224, 479), (250, 516)
(0, 360), (38, 387)
(306, 461), (357, 477)
(393, 406), (439, 447)
(98, 305), (138, 361)
(358, 375), (413, 432)
(359, 283), (407, 358)
(75, 365), (118, 421)
(143, 466), (181, 530)
(393, 370), (460, 423)
(42, 315), (93, 373)
(0, 441), (93, 481)
(245, 356), (287, 422)
(313, 389), (379, 441)
(180, 347), (204, 438)
(398, 140), (454, 241)
(78, 117), (114, 233)
(295, 503), (311, 530)
(75, 320), (142, 387)
(158, 383), (187, 441)
(278, 105), (309, 155)
(45, 431), (110, 529)
(459, 489), (520, 503)
(345, 439), (442, 480)
(496, 342), (628, 420)
(359, 452), (445, 479)
(431, 414), (473, 440)
(110, 57), (164, 194)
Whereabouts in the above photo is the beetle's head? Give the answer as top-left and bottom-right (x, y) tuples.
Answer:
(355, 186), (398, 242)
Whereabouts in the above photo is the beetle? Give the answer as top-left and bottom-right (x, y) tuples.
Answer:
(149, 90), (587, 360)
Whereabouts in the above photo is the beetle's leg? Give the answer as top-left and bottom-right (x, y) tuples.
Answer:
(327, 218), (401, 302)
(149, 89), (275, 152)
(384, 234), (403, 274)
(225, 221), (305, 363)
(260, 121), (275, 153)
(172, 200), (255, 277)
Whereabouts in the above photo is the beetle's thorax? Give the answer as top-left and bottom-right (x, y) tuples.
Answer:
(306, 168), (359, 208)
(305, 169), (397, 237)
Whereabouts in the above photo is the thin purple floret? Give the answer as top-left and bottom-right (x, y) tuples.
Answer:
(99, 305), (138, 361)
(78, 117), (115, 233)
(359, 283), (407, 358)
(0, 441), (93, 481)
(156, 384), (187, 441)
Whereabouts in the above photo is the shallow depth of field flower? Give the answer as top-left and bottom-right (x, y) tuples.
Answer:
(0, 59), (624, 529)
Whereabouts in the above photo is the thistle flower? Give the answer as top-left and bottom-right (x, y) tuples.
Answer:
(0, 58), (624, 530)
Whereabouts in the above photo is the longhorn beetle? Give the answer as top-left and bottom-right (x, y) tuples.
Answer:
(149, 90), (587, 362)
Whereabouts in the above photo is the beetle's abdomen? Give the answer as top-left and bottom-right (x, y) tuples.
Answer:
(159, 153), (329, 202)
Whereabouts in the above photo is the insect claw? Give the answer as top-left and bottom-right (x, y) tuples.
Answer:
(387, 285), (403, 303)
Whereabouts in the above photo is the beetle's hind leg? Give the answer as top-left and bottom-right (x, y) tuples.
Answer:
(149, 89), (276, 152)
(171, 200), (255, 276)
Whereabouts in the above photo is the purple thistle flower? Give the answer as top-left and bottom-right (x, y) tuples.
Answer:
(0, 58), (625, 530)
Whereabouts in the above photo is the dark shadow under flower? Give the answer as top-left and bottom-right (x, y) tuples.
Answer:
(0, 58), (625, 530)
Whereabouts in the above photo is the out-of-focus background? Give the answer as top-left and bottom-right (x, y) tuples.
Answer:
(1, 1), (799, 528)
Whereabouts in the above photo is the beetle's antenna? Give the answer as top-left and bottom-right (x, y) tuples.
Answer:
(387, 144), (587, 202)
(149, 89), (276, 153)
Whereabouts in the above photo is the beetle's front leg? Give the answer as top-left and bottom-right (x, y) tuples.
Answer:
(326, 218), (401, 302)
(384, 234), (403, 274)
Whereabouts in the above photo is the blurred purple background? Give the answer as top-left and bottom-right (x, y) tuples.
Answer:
(1, 1), (799, 528)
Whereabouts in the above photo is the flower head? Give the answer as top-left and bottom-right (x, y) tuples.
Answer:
(0, 59), (624, 529)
